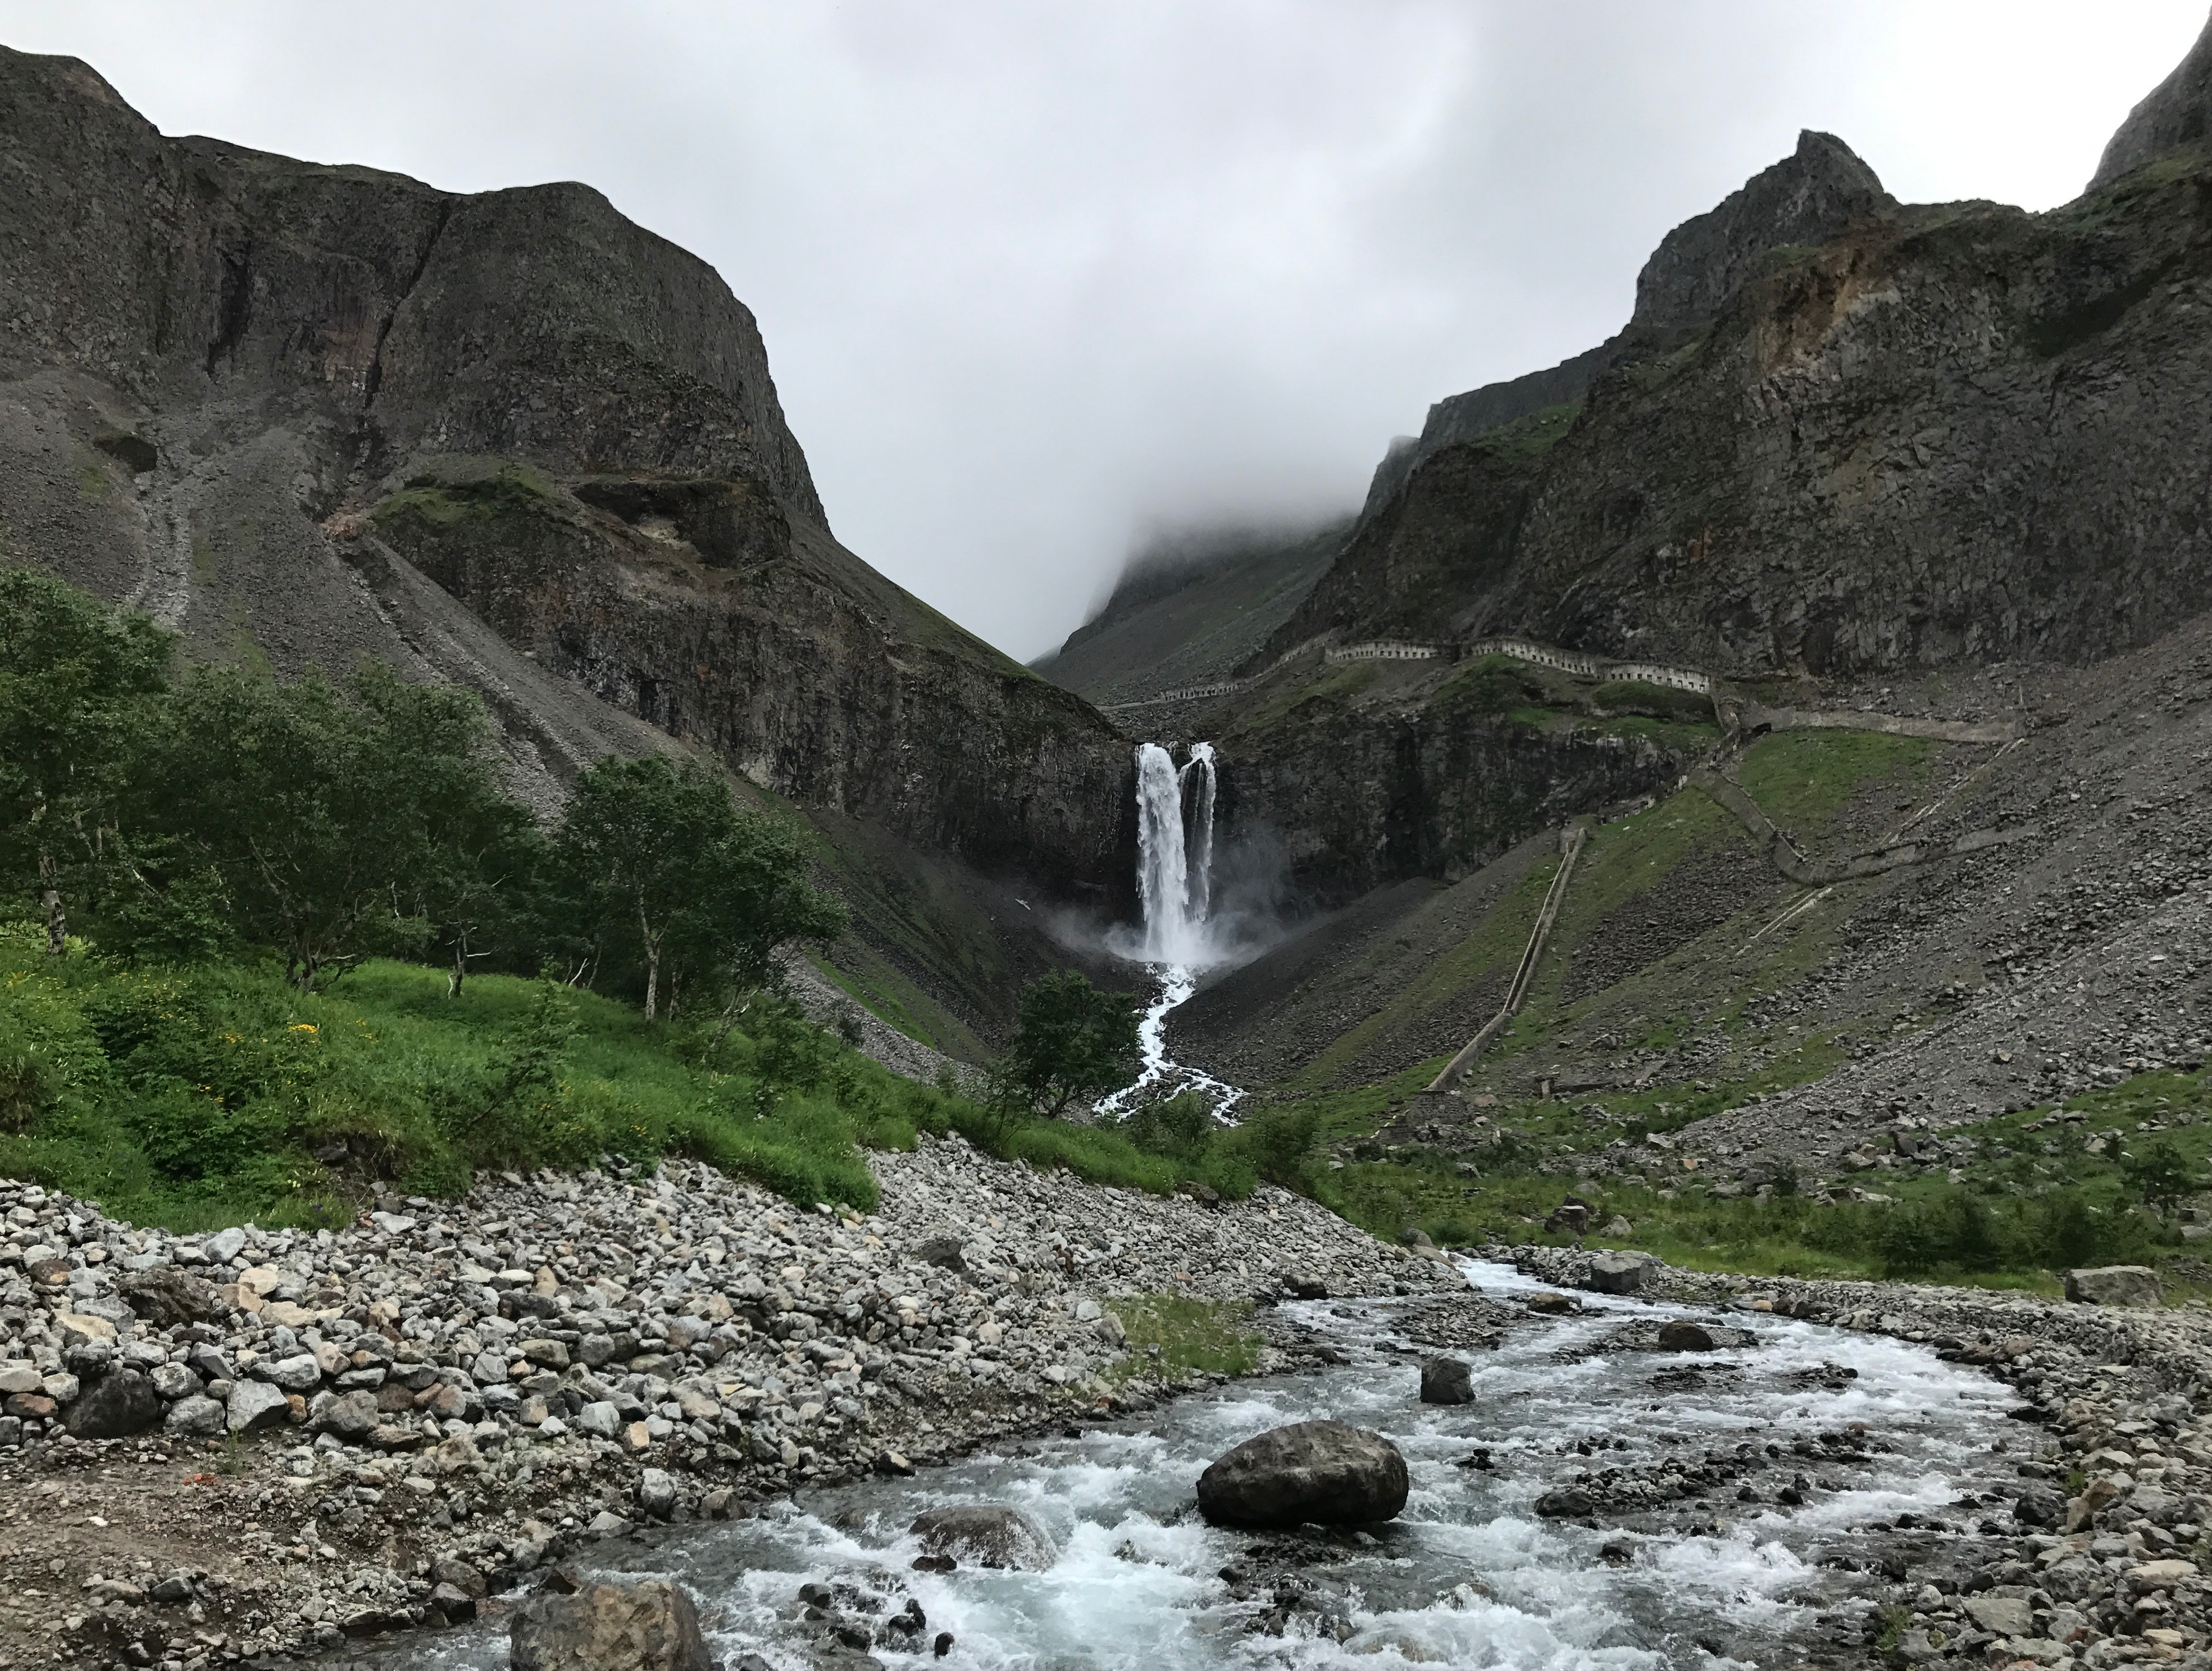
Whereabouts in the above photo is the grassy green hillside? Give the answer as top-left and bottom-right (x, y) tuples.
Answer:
(0, 931), (1333, 1234)
(1209, 720), (2211, 1291)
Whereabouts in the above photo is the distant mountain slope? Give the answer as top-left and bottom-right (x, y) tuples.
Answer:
(1032, 517), (1348, 703)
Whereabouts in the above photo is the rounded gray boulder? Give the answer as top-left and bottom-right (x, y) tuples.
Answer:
(2064, 1265), (2161, 1307)
(1196, 1419), (1409, 1528)
(909, 1504), (1058, 1570)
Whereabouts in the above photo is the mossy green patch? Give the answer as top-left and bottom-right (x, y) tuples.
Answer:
(1465, 400), (1582, 464)
(1736, 729), (1929, 833)
(1230, 662), (1380, 733)
(1104, 1293), (1261, 1382)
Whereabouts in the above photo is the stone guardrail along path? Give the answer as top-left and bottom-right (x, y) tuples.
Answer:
(1100, 633), (2028, 737)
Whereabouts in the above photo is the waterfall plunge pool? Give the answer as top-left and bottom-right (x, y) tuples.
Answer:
(363, 1259), (2019, 1671)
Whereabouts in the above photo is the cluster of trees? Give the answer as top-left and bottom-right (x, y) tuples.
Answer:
(0, 569), (844, 1016)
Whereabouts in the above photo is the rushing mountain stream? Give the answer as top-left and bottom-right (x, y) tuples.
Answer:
(377, 1259), (2020, 1670)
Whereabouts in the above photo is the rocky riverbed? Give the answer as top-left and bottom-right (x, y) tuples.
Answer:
(0, 1136), (1450, 1669)
(2, 1147), (2211, 1669)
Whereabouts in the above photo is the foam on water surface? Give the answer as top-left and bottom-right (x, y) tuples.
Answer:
(373, 1259), (2015, 1671)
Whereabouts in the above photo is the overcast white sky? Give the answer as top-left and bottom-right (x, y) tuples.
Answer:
(2, 3), (2205, 658)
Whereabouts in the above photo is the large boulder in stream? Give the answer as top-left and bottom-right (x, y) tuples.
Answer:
(1196, 1420), (1409, 1528)
(1419, 1357), (1473, 1404)
(509, 1578), (712, 1671)
(909, 1505), (1059, 1570)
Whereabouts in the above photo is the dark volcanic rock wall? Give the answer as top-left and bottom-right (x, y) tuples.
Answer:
(0, 46), (1130, 895)
(2090, 10), (2212, 191)
(1631, 130), (1894, 330)
(1271, 123), (2212, 678)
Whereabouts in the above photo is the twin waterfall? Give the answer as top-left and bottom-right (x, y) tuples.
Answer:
(1133, 741), (1217, 963)
(1102, 741), (1242, 1118)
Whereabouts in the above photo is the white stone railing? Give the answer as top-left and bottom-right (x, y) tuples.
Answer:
(1101, 632), (1714, 710)
(1323, 640), (1448, 664)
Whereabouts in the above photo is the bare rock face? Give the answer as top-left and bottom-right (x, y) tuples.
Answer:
(509, 1579), (712, 1671)
(0, 44), (1131, 904)
(2090, 10), (2212, 190)
(908, 1505), (1059, 1570)
(1196, 1419), (1410, 1528)
(2065, 1265), (2163, 1307)
(1270, 71), (2212, 684)
(1632, 131), (1894, 331)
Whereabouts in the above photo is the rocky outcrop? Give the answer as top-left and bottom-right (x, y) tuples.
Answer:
(2089, 10), (2212, 190)
(1216, 671), (1683, 902)
(1631, 131), (1894, 330)
(2064, 1266), (2163, 1307)
(1195, 1420), (1409, 1528)
(1268, 123), (2212, 678)
(1322, 133), (1895, 572)
(0, 45), (1131, 905)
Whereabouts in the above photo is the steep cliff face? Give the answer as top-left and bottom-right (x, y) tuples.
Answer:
(1630, 130), (1894, 330)
(2091, 10), (2212, 190)
(1271, 116), (2212, 676)
(0, 46), (1131, 903)
(1213, 662), (1684, 903)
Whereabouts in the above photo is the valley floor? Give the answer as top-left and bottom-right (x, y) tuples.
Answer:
(1, 1139), (2208, 1669)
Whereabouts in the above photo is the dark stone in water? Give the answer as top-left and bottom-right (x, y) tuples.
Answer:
(1656, 1320), (1717, 1352)
(1535, 1487), (1595, 1518)
(910, 1505), (1058, 1570)
(1196, 1420), (1409, 1528)
(1419, 1357), (1474, 1404)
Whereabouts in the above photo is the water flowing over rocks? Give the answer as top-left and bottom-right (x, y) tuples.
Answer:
(907, 1504), (1058, 1570)
(0, 1144), (1449, 1664)
(1496, 1242), (2212, 1667)
(507, 1577), (712, 1671)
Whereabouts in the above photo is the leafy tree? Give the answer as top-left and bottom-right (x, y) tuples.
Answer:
(0, 569), (173, 952)
(151, 661), (529, 989)
(2125, 1137), (2200, 1211)
(549, 754), (845, 1020)
(993, 970), (1141, 1118)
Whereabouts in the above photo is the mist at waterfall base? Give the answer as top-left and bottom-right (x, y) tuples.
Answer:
(1097, 741), (1289, 1118)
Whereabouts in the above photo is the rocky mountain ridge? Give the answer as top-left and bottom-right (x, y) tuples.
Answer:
(0, 46), (1135, 992)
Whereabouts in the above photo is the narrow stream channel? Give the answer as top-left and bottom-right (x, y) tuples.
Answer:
(371, 1260), (2019, 1670)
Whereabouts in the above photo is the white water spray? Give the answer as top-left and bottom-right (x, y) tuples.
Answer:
(1103, 742), (1242, 1119)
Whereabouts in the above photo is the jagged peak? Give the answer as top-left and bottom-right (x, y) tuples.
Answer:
(2088, 7), (2212, 191)
(1631, 129), (1894, 330)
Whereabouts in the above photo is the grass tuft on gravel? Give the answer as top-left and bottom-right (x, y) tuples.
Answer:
(1104, 1293), (1262, 1382)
